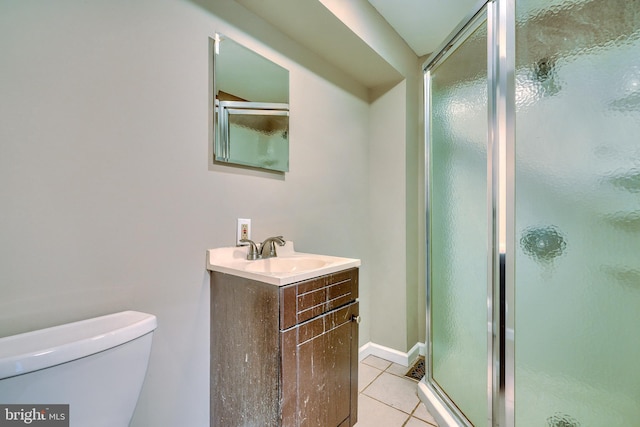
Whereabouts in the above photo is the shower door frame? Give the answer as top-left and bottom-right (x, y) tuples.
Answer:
(419, 0), (516, 426)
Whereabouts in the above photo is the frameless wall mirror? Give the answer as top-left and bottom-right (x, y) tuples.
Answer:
(213, 33), (290, 172)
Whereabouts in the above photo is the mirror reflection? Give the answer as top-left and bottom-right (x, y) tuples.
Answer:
(214, 34), (290, 172)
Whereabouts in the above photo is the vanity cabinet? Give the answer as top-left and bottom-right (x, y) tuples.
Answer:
(210, 267), (359, 427)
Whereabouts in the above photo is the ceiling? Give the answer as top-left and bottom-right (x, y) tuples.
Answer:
(366, 0), (479, 57)
(236, 0), (479, 89)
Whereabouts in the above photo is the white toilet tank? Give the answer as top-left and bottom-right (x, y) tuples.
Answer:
(0, 311), (157, 427)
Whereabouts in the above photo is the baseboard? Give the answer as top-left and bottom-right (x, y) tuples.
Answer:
(418, 379), (459, 427)
(358, 341), (425, 367)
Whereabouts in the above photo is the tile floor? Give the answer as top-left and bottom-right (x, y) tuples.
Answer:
(356, 355), (439, 427)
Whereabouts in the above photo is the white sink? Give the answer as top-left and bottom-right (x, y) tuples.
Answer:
(206, 241), (360, 286)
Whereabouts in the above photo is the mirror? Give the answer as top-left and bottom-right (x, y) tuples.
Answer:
(213, 34), (290, 172)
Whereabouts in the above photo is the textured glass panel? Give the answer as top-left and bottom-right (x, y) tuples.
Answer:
(227, 112), (289, 172)
(515, 0), (640, 425)
(430, 17), (488, 426)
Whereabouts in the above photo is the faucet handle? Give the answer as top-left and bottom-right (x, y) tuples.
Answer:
(240, 239), (260, 260)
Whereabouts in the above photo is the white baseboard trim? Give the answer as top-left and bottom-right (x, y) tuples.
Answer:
(418, 379), (459, 427)
(358, 341), (425, 367)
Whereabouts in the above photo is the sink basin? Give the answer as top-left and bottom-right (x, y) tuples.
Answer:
(206, 241), (360, 286)
(244, 257), (329, 273)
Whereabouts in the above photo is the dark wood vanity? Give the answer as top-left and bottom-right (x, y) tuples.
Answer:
(210, 267), (359, 427)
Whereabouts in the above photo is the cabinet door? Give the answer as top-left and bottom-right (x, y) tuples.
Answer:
(281, 302), (359, 427)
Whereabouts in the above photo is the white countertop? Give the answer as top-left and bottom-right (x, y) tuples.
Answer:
(206, 241), (360, 286)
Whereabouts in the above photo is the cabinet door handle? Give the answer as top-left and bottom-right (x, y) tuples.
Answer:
(351, 315), (361, 324)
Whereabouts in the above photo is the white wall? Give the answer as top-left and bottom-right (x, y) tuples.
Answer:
(368, 81), (407, 350)
(0, 1), (371, 425)
(322, 0), (424, 352)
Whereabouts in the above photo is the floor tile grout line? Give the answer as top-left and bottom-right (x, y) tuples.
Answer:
(409, 400), (439, 427)
(385, 366), (423, 381)
(359, 359), (438, 427)
(359, 367), (385, 394)
(360, 370), (420, 401)
(359, 388), (427, 423)
(359, 363), (419, 412)
(401, 416), (439, 427)
(361, 361), (392, 371)
(359, 392), (416, 419)
(378, 360), (425, 382)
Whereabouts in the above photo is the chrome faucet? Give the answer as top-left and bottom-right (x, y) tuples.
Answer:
(239, 236), (285, 260)
(259, 236), (285, 259)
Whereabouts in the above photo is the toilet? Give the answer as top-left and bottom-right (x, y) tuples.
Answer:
(0, 310), (157, 427)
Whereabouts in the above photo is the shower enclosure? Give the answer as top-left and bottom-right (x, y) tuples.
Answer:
(419, 1), (640, 426)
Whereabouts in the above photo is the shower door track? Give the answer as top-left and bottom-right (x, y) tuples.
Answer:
(419, 1), (516, 426)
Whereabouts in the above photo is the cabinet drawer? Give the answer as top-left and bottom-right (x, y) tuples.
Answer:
(280, 268), (358, 330)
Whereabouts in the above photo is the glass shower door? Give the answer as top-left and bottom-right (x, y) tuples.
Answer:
(514, 0), (640, 425)
(428, 11), (488, 426)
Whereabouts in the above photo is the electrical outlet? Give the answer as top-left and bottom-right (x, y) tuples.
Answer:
(237, 218), (251, 245)
(240, 223), (249, 240)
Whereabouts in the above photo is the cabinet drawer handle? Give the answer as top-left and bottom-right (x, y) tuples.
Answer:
(351, 315), (361, 324)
